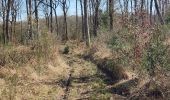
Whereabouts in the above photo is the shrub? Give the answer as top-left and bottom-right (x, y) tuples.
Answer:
(108, 28), (135, 66)
(101, 12), (109, 28)
(142, 27), (170, 76)
(31, 31), (56, 61)
(0, 32), (56, 67)
(0, 46), (34, 67)
(108, 25), (170, 77)
(63, 45), (69, 54)
(165, 11), (170, 24)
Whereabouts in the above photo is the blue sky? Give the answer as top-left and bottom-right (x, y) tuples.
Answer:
(21, 0), (82, 20)
(19, 0), (109, 20)
(1, 0), (155, 21)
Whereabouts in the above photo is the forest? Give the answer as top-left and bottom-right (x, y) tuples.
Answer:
(0, 0), (170, 99)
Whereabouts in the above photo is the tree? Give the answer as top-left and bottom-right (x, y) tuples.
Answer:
(80, 0), (85, 40)
(6, 0), (12, 43)
(50, 0), (53, 33)
(76, 0), (78, 36)
(84, 0), (91, 47)
(134, 0), (138, 24)
(140, 0), (145, 26)
(10, 0), (22, 42)
(93, 0), (101, 37)
(41, 0), (50, 30)
(1, 0), (6, 44)
(59, 0), (69, 40)
(26, 0), (33, 40)
(34, 0), (39, 35)
(150, 0), (153, 25)
(109, 0), (113, 31)
(53, 0), (59, 34)
(154, 0), (165, 25)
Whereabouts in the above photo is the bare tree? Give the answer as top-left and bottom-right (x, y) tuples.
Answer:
(146, 0), (149, 19)
(141, 0), (145, 26)
(53, 0), (59, 34)
(154, 0), (165, 25)
(42, 0), (50, 30)
(34, 0), (39, 35)
(109, 0), (113, 31)
(26, 0), (33, 40)
(93, 0), (101, 36)
(134, 0), (138, 24)
(6, 0), (12, 43)
(10, 0), (21, 42)
(59, 0), (69, 40)
(76, 0), (78, 36)
(50, 0), (53, 33)
(80, 0), (85, 40)
(150, 0), (153, 25)
(1, 0), (6, 44)
(84, 0), (91, 47)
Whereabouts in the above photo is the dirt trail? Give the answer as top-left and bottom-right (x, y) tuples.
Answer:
(58, 44), (129, 100)
(58, 40), (157, 100)
(61, 53), (98, 100)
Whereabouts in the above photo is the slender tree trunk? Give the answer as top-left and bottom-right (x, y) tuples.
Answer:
(10, 0), (14, 42)
(124, 0), (129, 20)
(2, 0), (6, 44)
(84, 0), (91, 47)
(63, 10), (68, 40)
(20, 11), (23, 43)
(26, 0), (33, 40)
(131, 0), (133, 14)
(54, 10), (59, 35)
(119, 0), (124, 23)
(80, 0), (85, 40)
(34, 0), (39, 36)
(106, 0), (109, 13)
(141, 0), (145, 26)
(45, 0), (49, 30)
(109, 0), (113, 31)
(13, 11), (17, 39)
(165, 0), (168, 12)
(150, 0), (153, 25)
(89, 0), (93, 33)
(76, 0), (78, 36)
(161, 0), (165, 18)
(61, 0), (68, 40)
(146, 0), (149, 20)
(50, 0), (53, 33)
(134, 0), (137, 24)
(154, 0), (165, 25)
(93, 0), (100, 37)
(6, 0), (11, 43)
(154, 10), (156, 22)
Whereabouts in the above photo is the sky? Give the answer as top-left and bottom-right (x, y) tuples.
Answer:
(20, 0), (82, 20)
(0, 0), (156, 21)
(19, 0), (108, 20)
(0, 0), (85, 21)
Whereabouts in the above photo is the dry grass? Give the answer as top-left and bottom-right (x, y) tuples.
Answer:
(0, 46), (66, 98)
(91, 31), (113, 59)
(0, 27), (169, 99)
(0, 46), (70, 99)
(0, 32), (73, 99)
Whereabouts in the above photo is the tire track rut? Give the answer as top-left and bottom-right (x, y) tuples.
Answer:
(61, 54), (98, 100)
(63, 55), (74, 100)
